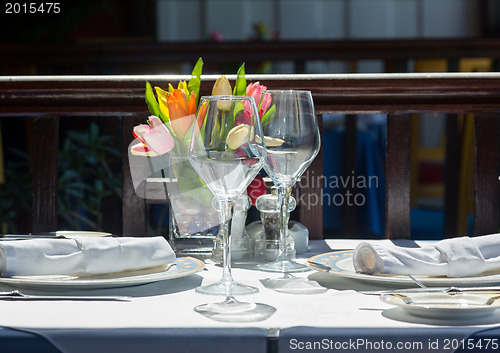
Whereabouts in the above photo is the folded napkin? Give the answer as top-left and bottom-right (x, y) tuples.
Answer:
(0, 236), (176, 277)
(353, 234), (500, 277)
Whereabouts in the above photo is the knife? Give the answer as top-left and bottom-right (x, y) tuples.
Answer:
(359, 286), (500, 296)
(0, 231), (112, 240)
(0, 234), (67, 240)
(0, 290), (130, 301)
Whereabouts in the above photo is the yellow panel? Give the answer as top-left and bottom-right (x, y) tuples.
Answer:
(460, 58), (493, 72)
(414, 59), (448, 72)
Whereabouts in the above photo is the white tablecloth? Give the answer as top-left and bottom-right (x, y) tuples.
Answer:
(0, 240), (498, 353)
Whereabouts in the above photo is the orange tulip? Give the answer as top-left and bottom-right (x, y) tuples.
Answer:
(196, 99), (208, 131)
(160, 89), (198, 137)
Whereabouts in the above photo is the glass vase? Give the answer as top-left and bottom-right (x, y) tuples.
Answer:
(162, 156), (219, 257)
(169, 194), (220, 257)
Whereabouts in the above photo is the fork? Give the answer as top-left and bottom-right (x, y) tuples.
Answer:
(0, 290), (130, 301)
(406, 274), (499, 295)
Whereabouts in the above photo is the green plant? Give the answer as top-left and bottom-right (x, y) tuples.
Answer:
(0, 148), (32, 232)
(0, 122), (122, 232)
(58, 122), (122, 230)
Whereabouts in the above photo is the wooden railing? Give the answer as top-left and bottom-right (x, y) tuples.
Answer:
(1, 73), (500, 239)
(3, 38), (500, 75)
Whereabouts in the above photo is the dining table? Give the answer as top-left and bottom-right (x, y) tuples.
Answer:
(1, 238), (499, 353)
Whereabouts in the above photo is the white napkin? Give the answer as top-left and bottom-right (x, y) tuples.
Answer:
(0, 236), (176, 277)
(353, 234), (500, 277)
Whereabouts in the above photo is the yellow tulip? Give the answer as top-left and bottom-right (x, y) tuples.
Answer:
(255, 135), (285, 147)
(212, 75), (232, 96)
(156, 81), (190, 120)
(158, 95), (170, 119)
(226, 124), (254, 149)
(178, 81), (189, 96)
(155, 86), (167, 101)
(212, 75), (232, 110)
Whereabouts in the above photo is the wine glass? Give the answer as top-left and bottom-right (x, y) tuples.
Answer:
(257, 90), (321, 273)
(189, 95), (266, 295)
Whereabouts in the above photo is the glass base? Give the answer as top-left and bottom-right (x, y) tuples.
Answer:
(257, 259), (310, 273)
(260, 274), (327, 294)
(195, 280), (259, 296)
(194, 297), (276, 322)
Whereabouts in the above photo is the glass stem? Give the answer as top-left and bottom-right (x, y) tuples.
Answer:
(219, 199), (234, 284)
(276, 185), (291, 264)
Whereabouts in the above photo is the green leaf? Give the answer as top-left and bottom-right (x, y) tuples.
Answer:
(233, 101), (244, 121)
(261, 104), (276, 126)
(145, 82), (169, 123)
(183, 120), (197, 148)
(188, 58), (204, 105)
(182, 166), (203, 184)
(177, 175), (214, 206)
(232, 63), (246, 96)
(89, 122), (99, 140)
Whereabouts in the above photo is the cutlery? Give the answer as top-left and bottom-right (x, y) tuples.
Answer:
(359, 286), (500, 296)
(0, 290), (130, 301)
(388, 292), (500, 305)
(404, 274), (500, 296)
(0, 234), (68, 240)
(0, 231), (113, 240)
(407, 274), (427, 288)
(307, 261), (332, 271)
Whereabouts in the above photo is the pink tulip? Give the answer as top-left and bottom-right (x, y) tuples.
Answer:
(234, 110), (251, 126)
(132, 115), (175, 155)
(130, 142), (158, 157)
(258, 92), (272, 118)
(246, 82), (267, 105)
(245, 82), (272, 118)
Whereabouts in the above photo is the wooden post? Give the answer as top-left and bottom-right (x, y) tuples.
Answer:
(299, 114), (324, 239)
(385, 113), (411, 239)
(343, 114), (358, 236)
(444, 115), (460, 237)
(474, 113), (500, 236)
(122, 114), (147, 237)
(32, 116), (59, 233)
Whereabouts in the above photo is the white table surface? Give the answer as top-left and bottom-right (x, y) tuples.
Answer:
(0, 239), (499, 353)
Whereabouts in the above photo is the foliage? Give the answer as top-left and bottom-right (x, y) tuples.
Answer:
(0, 149), (31, 232)
(0, 122), (122, 232)
(58, 122), (122, 230)
(232, 63), (247, 96)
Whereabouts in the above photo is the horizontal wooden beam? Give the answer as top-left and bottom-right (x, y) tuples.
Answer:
(3, 73), (500, 116)
(3, 39), (500, 68)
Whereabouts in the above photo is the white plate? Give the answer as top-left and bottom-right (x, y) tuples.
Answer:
(307, 251), (500, 287)
(381, 291), (500, 319)
(0, 257), (204, 290)
(53, 231), (112, 238)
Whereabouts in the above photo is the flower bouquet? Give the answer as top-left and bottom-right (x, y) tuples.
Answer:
(128, 58), (272, 257)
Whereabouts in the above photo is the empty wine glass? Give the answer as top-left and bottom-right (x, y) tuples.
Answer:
(190, 95), (275, 321)
(189, 95), (266, 295)
(257, 90), (320, 273)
